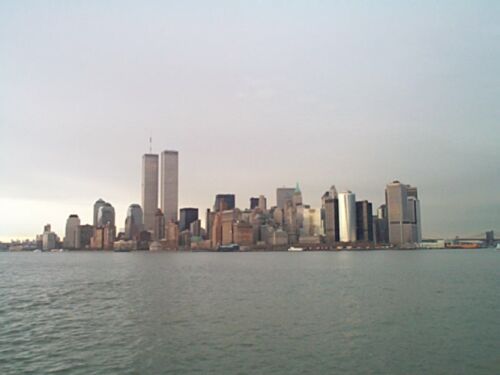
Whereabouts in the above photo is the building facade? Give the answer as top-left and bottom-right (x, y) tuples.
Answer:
(355, 201), (373, 242)
(142, 154), (159, 231)
(160, 150), (179, 223)
(339, 191), (357, 242)
(97, 203), (115, 228)
(64, 214), (81, 249)
(214, 194), (235, 212)
(125, 204), (144, 240)
(385, 181), (421, 246)
(276, 187), (295, 209)
(179, 208), (199, 232)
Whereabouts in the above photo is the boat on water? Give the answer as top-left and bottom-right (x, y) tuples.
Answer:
(113, 249), (131, 253)
(288, 246), (304, 252)
(33, 249), (42, 253)
(496, 243), (500, 250)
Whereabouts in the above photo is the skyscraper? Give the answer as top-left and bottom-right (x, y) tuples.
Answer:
(322, 186), (339, 244)
(276, 187), (295, 209)
(93, 199), (106, 227)
(356, 200), (373, 242)
(125, 204), (144, 240)
(63, 214), (81, 249)
(214, 194), (235, 212)
(385, 181), (421, 246)
(153, 208), (165, 241)
(97, 203), (115, 228)
(339, 191), (357, 242)
(179, 208), (199, 232)
(142, 154), (159, 231)
(160, 150), (179, 223)
(250, 197), (259, 210)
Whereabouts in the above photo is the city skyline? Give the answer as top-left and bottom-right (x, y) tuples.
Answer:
(0, 145), (496, 241)
(1, 1), (499, 240)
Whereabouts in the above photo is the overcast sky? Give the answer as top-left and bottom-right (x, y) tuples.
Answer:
(1, 1), (499, 241)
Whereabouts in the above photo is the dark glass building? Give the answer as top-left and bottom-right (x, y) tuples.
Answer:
(179, 208), (199, 232)
(356, 201), (373, 242)
(250, 197), (259, 210)
(214, 194), (235, 212)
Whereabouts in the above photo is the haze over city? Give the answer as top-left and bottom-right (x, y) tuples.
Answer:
(1, 1), (499, 241)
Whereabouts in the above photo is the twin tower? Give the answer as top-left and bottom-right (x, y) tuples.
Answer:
(142, 151), (179, 231)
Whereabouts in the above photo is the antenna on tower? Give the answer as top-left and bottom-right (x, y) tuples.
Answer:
(149, 133), (152, 153)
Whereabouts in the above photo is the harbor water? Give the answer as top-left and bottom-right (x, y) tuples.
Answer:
(0, 250), (499, 374)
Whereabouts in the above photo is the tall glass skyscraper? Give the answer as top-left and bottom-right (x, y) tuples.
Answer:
(125, 204), (144, 240)
(385, 181), (421, 246)
(338, 191), (357, 242)
(142, 154), (159, 231)
(93, 199), (106, 227)
(161, 150), (179, 223)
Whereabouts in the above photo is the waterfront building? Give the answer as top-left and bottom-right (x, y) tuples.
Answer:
(221, 210), (239, 245)
(97, 202), (115, 228)
(276, 187), (295, 209)
(233, 221), (254, 246)
(42, 232), (57, 251)
(179, 208), (199, 232)
(385, 181), (421, 246)
(301, 208), (322, 237)
(271, 229), (289, 246)
(142, 154), (159, 231)
(160, 150), (179, 223)
(93, 199), (106, 227)
(63, 214), (81, 249)
(322, 186), (340, 244)
(356, 201), (374, 242)
(210, 212), (222, 248)
(385, 181), (408, 246)
(153, 208), (165, 241)
(79, 224), (93, 249)
(284, 200), (298, 243)
(214, 194), (235, 212)
(125, 204), (144, 240)
(206, 209), (214, 240)
(166, 221), (179, 249)
(90, 228), (104, 249)
(407, 196), (422, 243)
(42, 225), (57, 251)
(339, 191), (357, 242)
(375, 204), (389, 244)
(103, 223), (115, 250)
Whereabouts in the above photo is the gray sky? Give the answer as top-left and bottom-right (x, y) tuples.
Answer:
(1, 1), (499, 241)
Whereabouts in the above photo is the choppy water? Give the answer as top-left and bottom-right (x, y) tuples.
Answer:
(0, 250), (499, 374)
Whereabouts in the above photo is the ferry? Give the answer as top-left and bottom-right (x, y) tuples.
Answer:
(288, 246), (304, 252)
